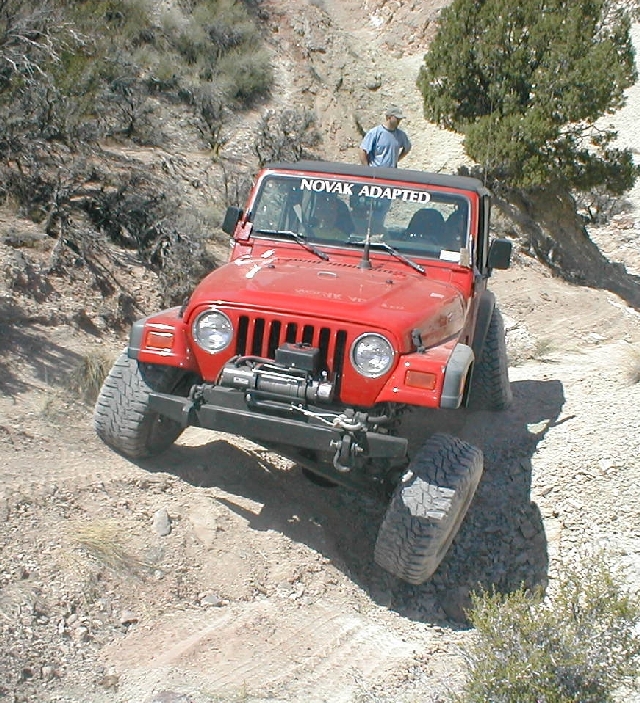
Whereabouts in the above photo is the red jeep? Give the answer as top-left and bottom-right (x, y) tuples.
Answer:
(95, 161), (512, 584)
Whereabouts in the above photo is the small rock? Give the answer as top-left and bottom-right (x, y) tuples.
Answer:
(97, 598), (112, 614)
(519, 517), (539, 540)
(99, 673), (120, 690)
(153, 508), (172, 536)
(119, 610), (139, 626)
(366, 75), (382, 90)
(19, 667), (34, 682)
(439, 586), (471, 623)
(200, 594), (225, 607)
(72, 626), (89, 642)
(147, 691), (194, 703)
(41, 666), (56, 681)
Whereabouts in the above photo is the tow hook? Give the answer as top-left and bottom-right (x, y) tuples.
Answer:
(330, 434), (365, 473)
(179, 384), (205, 425)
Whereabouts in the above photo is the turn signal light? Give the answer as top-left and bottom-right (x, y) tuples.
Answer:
(145, 330), (174, 350)
(405, 370), (437, 390)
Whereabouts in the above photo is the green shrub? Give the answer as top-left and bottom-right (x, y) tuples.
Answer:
(457, 552), (640, 702)
(216, 49), (272, 107)
(70, 0), (155, 44)
(0, 0), (272, 152)
(170, 0), (262, 74)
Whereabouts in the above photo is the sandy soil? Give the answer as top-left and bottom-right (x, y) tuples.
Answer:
(1, 2), (640, 702)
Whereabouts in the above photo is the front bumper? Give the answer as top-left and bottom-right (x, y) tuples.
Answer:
(148, 386), (408, 460)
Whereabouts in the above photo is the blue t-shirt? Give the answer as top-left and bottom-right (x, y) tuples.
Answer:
(360, 124), (411, 167)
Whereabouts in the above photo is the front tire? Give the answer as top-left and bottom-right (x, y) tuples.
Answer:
(94, 352), (190, 458)
(374, 433), (483, 585)
(469, 305), (512, 410)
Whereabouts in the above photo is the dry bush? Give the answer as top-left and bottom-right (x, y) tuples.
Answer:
(457, 551), (640, 702)
(531, 337), (555, 362)
(193, 82), (226, 152)
(254, 108), (321, 166)
(151, 214), (218, 307)
(68, 351), (115, 404)
(1, 0), (273, 153)
(575, 187), (629, 225)
(84, 172), (172, 249)
(626, 347), (640, 384)
(221, 161), (254, 207)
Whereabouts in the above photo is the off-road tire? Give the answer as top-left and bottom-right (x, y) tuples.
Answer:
(374, 433), (483, 585)
(469, 305), (512, 410)
(94, 352), (189, 458)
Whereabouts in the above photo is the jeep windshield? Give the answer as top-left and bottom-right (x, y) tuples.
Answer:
(250, 174), (472, 265)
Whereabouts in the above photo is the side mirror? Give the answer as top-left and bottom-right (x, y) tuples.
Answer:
(221, 206), (243, 235)
(488, 238), (512, 270)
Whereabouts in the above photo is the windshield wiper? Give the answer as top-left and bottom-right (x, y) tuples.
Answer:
(253, 229), (329, 261)
(349, 239), (425, 274)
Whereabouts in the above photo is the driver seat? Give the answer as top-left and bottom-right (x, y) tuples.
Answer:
(404, 209), (446, 244)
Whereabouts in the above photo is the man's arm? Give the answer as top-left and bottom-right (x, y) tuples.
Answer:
(397, 131), (411, 162)
(359, 127), (377, 166)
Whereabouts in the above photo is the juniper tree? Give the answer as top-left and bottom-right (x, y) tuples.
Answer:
(418, 0), (639, 194)
(417, 0), (640, 310)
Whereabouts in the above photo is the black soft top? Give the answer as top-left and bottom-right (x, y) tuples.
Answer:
(266, 160), (490, 197)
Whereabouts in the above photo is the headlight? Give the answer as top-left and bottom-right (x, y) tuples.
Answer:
(192, 310), (233, 353)
(350, 333), (395, 378)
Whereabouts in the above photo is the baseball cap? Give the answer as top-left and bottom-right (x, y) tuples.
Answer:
(385, 105), (405, 119)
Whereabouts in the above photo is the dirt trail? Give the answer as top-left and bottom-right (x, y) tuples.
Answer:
(1, 1), (640, 702)
(225, 0), (467, 175)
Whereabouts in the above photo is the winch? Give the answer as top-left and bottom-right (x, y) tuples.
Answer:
(217, 344), (334, 406)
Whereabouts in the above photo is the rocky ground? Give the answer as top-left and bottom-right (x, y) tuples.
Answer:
(1, 1), (640, 702)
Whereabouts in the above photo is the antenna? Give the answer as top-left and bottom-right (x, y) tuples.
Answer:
(358, 203), (374, 270)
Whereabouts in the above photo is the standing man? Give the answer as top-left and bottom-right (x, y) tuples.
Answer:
(359, 105), (411, 168)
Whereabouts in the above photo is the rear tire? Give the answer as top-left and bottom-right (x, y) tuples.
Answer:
(469, 305), (512, 410)
(374, 433), (483, 585)
(94, 352), (189, 458)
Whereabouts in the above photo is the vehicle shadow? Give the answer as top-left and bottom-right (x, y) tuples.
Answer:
(141, 376), (566, 626)
(397, 376), (567, 624)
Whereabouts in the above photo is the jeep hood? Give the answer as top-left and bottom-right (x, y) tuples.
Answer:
(187, 256), (465, 347)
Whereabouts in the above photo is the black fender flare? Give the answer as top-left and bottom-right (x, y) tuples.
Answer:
(471, 290), (496, 362)
(441, 343), (474, 409)
(128, 315), (151, 360)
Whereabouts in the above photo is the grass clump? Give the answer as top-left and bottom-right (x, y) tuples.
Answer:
(531, 336), (555, 361)
(626, 348), (640, 384)
(69, 351), (115, 403)
(457, 551), (640, 702)
(71, 521), (149, 576)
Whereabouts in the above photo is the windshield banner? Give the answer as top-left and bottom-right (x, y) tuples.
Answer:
(300, 178), (431, 204)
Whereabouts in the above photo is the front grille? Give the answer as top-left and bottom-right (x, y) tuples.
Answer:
(236, 315), (348, 381)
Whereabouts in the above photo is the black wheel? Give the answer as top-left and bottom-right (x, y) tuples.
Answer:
(374, 433), (483, 585)
(94, 352), (191, 458)
(469, 305), (512, 410)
